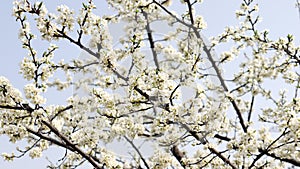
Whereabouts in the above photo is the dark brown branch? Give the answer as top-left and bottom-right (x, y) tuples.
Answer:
(249, 128), (289, 168)
(26, 127), (74, 151)
(170, 145), (186, 168)
(259, 149), (300, 166)
(208, 147), (238, 169)
(184, 0), (195, 25)
(180, 123), (207, 144)
(56, 30), (97, 59)
(77, 4), (90, 43)
(50, 105), (73, 121)
(52, 61), (99, 70)
(0, 103), (35, 113)
(153, 1), (191, 27)
(169, 84), (180, 106)
(134, 86), (150, 100)
(192, 53), (201, 71)
(214, 134), (231, 142)
(42, 120), (101, 169)
(56, 30), (128, 82)
(201, 34), (247, 133)
(141, 10), (160, 70)
(0, 105), (24, 111)
(124, 136), (150, 169)
(13, 139), (41, 159)
(247, 96), (255, 122)
(111, 68), (129, 81)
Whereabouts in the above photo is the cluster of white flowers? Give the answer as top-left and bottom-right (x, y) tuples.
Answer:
(194, 15), (207, 29)
(24, 83), (46, 104)
(20, 57), (36, 81)
(29, 2), (59, 41)
(99, 148), (123, 168)
(128, 67), (180, 105)
(1, 152), (15, 162)
(1, 0), (300, 168)
(162, 45), (185, 63)
(18, 21), (33, 44)
(56, 5), (75, 32)
(0, 76), (23, 104)
(149, 149), (177, 169)
(29, 147), (42, 159)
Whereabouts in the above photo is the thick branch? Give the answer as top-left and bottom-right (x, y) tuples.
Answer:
(0, 105), (24, 111)
(0, 104), (35, 113)
(141, 10), (160, 70)
(214, 134), (231, 142)
(56, 30), (97, 59)
(26, 127), (74, 151)
(259, 149), (300, 166)
(194, 27), (247, 134)
(170, 145), (186, 168)
(247, 96), (255, 122)
(208, 147), (238, 169)
(184, 0), (195, 24)
(42, 120), (101, 169)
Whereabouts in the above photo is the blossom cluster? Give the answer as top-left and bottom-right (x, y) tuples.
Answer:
(0, 0), (299, 168)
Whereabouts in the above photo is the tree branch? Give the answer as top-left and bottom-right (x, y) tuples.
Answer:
(42, 120), (102, 169)
(184, 0), (195, 25)
(169, 84), (180, 106)
(124, 136), (150, 169)
(208, 147), (238, 169)
(50, 105), (73, 121)
(259, 149), (300, 166)
(26, 127), (74, 151)
(141, 9), (160, 70)
(155, 0), (248, 133)
(170, 145), (186, 168)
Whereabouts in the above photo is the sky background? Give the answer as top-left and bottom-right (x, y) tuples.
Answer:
(0, 0), (300, 168)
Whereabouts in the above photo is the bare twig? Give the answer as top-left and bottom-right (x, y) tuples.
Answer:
(169, 84), (180, 106)
(141, 9), (160, 70)
(124, 136), (150, 169)
(208, 147), (238, 169)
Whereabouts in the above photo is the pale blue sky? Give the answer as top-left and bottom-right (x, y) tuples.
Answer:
(0, 1), (299, 168)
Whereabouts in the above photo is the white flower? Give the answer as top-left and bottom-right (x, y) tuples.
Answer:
(52, 117), (64, 131)
(1, 152), (15, 161)
(20, 57), (36, 81)
(194, 15), (207, 29)
(29, 147), (42, 159)
(56, 5), (75, 31)
(24, 84), (46, 104)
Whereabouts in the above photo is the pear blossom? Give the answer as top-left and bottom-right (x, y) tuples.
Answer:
(1, 0), (300, 168)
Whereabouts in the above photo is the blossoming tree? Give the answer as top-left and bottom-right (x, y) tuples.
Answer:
(1, 0), (300, 168)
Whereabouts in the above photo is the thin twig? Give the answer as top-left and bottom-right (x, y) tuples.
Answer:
(124, 136), (150, 169)
(208, 147), (238, 169)
(141, 9), (160, 70)
(42, 120), (102, 169)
